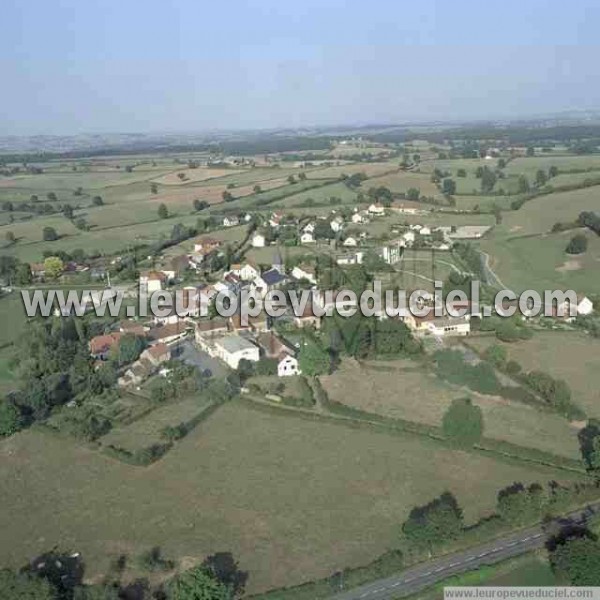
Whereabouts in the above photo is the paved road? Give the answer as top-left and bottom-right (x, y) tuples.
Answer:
(479, 251), (506, 289)
(331, 504), (599, 600)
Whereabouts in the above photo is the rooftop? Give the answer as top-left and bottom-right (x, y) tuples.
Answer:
(214, 335), (258, 354)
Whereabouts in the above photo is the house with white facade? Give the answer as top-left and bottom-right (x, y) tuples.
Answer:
(402, 231), (416, 245)
(223, 215), (239, 227)
(351, 210), (369, 224)
(381, 241), (404, 265)
(251, 233), (266, 247)
(343, 236), (358, 247)
(292, 264), (317, 284)
(368, 203), (385, 216)
(278, 355), (300, 377)
(139, 271), (166, 293)
(213, 335), (260, 369)
(330, 216), (344, 232)
(300, 231), (315, 244)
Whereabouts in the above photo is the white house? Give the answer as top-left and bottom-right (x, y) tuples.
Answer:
(330, 216), (344, 233)
(237, 262), (260, 281)
(139, 271), (165, 293)
(405, 313), (470, 337)
(213, 335), (260, 369)
(402, 231), (416, 245)
(252, 233), (266, 247)
(420, 226), (432, 236)
(303, 221), (316, 234)
(381, 241), (404, 265)
(343, 236), (358, 247)
(577, 295), (594, 315)
(300, 231), (315, 244)
(292, 264), (317, 284)
(223, 216), (239, 227)
(278, 355), (301, 377)
(336, 251), (364, 266)
(368, 203), (385, 216)
(351, 210), (369, 224)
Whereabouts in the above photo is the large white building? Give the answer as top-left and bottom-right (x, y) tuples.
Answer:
(251, 233), (266, 247)
(213, 335), (260, 369)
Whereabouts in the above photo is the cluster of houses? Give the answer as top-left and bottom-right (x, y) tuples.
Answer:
(89, 319), (188, 388)
(194, 316), (303, 376)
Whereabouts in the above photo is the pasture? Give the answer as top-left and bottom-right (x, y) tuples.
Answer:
(366, 171), (440, 198)
(466, 332), (600, 419)
(320, 359), (581, 459)
(481, 230), (600, 295)
(150, 167), (243, 185)
(504, 155), (600, 178)
(0, 401), (576, 594)
(0, 291), (29, 347)
(481, 184), (600, 293)
(269, 181), (359, 208)
(305, 162), (397, 180)
(100, 395), (212, 452)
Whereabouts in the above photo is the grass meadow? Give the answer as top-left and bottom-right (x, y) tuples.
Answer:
(320, 359), (581, 459)
(466, 332), (600, 419)
(0, 400), (579, 594)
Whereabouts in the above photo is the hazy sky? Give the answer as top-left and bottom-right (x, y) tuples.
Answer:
(1, 0), (599, 135)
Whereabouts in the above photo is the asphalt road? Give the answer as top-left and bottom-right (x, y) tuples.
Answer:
(331, 504), (599, 600)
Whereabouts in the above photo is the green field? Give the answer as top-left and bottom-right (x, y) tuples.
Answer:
(321, 358), (582, 459)
(466, 331), (600, 419)
(269, 180), (360, 208)
(100, 394), (212, 452)
(504, 155), (600, 178)
(0, 292), (29, 346)
(482, 231), (600, 295)
(363, 171), (440, 198)
(0, 401), (578, 594)
(481, 184), (600, 294)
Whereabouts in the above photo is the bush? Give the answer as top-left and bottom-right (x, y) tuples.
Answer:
(442, 398), (484, 447)
(566, 234), (588, 255)
(484, 344), (507, 367)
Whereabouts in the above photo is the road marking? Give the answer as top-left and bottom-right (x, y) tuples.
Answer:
(404, 578), (414, 583)
(422, 571), (432, 576)
(522, 537), (531, 541)
(391, 582), (401, 587)
(506, 541), (518, 547)
(494, 546), (504, 551)
(465, 556), (476, 561)
(434, 567), (445, 572)
(449, 562), (459, 567)
(477, 553), (488, 558)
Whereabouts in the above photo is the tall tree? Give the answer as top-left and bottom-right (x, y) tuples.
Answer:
(442, 398), (484, 447)
(551, 536), (600, 585)
(299, 339), (331, 376)
(158, 203), (169, 219)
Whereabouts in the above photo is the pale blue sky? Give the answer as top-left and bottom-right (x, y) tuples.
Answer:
(1, 0), (599, 134)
